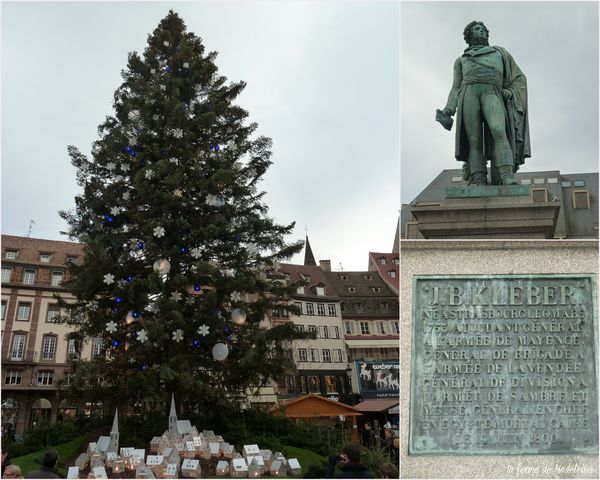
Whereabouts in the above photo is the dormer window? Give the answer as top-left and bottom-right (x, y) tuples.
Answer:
(39, 253), (52, 263)
(347, 287), (356, 293)
(364, 275), (372, 280)
(393, 257), (399, 265)
(66, 256), (78, 265)
(388, 270), (397, 278)
(371, 287), (381, 293)
(296, 286), (305, 294)
(5, 250), (18, 260)
(340, 275), (348, 281)
(378, 257), (387, 265)
(316, 286), (325, 296)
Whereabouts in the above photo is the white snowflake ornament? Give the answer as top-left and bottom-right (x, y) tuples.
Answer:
(106, 162), (116, 171)
(197, 324), (210, 336)
(172, 129), (183, 138)
(190, 247), (201, 259)
(145, 170), (155, 180)
(153, 226), (165, 238)
(105, 321), (118, 333)
(172, 329), (184, 342)
(122, 192), (131, 201)
(110, 207), (120, 216)
(163, 40), (170, 46)
(183, 62), (189, 68)
(136, 329), (148, 343)
(120, 163), (130, 172)
(174, 189), (183, 198)
(150, 68), (156, 74)
(171, 291), (182, 301)
(169, 157), (179, 165)
(103, 273), (115, 285)
(88, 300), (99, 311)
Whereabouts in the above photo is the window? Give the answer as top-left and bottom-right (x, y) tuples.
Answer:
(308, 376), (320, 393)
(324, 375), (337, 393)
(296, 286), (305, 294)
(378, 321), (387, 335)
(334, 349), (343, 362)
(388, 270), (397, 278)
(380, 302), (389, 313)
(298, 348), (307, 362)
(37, 371), (54, 386)
(451, 175), (463, 182)
(310, 349), (319, 362)
(574, 180), (585, 187)
(340, 302), (346, 312)
(393, 257), (399, 265)
(5, 250), (18, 260)
(328, 304), (336, 316)
(11, 334), (26, 360)
(317, 304), (325, 316)
(2, 267), (12, 283)
(531, 188), (548, 202)
(573, 190), (590, 209)
(354, 302), (364, 313)
(347, 287), (356, 293)
(364, 275), (372, 280)
(66, 256), (78, 265)
(42, 336), (57, 360)
(299, 376), (307, 393)
(520, 178), (532, 185)
(393, 321), (399, 334)
(46, 305), (60, 323)
(1, 301), (6, 320)
(308, 325), (317, 335)
(305, 303), (314, 315)
(561, 180), (572, 188)
(91, 337), (103, 359)
(360, 321), (370, 335)
(378, 256), (387, 265)
(5, 370), (22, 385)
(63, 372), (73, 386)
(23, 269), (36, 285)
(322, 349), (331, 362)
(293, 301), (302, 313)
(296, 324), (305, 332)
(345, 321), (355, 335)
(67, 338), (81, 360)
(333, 326), (340, 339)
(316, 286), (325, 296)
(340, 275), (348, 281)
(17, 303), (31, 321)
(40, 253), (52, 263)
(371, 287), (381, 293)
(533, 177), (545, 185)
(51, 271), (64, 286)
(321, 326), (329, 339)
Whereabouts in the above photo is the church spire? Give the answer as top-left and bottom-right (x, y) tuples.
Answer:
(168, 393), (178, 437)
(303, 235), (317, 266)
(108, 407), (119, 453)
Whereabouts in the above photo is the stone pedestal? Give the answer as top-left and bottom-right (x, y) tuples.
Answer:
(408, 185), (560, 239)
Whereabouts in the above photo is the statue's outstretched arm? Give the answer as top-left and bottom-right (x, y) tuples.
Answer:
(443, 57), (462, 115)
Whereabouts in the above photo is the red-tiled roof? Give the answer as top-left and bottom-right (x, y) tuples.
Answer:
(368, 252), (399, 293)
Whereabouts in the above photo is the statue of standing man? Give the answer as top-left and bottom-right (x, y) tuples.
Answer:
(436, 21), (530, 186)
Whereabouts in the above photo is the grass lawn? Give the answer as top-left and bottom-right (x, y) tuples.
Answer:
(282, 445), (326, 476)
(10, 435), (87, 478)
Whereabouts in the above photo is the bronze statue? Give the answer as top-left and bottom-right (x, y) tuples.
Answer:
(437, 21), (530, 185)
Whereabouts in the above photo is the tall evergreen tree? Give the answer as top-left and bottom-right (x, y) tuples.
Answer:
(59, 11), (307, 414)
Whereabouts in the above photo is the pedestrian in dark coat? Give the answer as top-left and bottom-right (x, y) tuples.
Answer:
(326, 443), (374, 478)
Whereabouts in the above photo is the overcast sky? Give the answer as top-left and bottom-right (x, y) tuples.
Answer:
(401, 1), (599, 203)
(1, 0), (399, 271)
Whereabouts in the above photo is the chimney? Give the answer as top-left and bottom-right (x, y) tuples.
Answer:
(319, 260), (331, 271)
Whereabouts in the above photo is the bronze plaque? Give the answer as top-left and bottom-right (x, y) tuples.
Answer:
(409, 275), (598, 455)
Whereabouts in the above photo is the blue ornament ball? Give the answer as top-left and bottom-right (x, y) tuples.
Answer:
(193, 339), (200, 347)
(194, 284), (202, 292)
(113, 340), (119, 347)
(137, 241), (144, 250)
(132, 311), (141, 318)
(104, 215), (114, 223)
(115, 297), (122, 303)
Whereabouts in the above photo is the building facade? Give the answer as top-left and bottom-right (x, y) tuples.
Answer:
(1, 235), (90, 436)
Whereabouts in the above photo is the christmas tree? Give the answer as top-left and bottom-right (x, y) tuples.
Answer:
(59, 11), (308, 415)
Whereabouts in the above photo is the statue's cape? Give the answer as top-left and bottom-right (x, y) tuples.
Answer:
(454, 45), (531, 175)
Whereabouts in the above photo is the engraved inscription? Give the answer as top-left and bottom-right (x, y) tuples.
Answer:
(409, 275), (598, 455)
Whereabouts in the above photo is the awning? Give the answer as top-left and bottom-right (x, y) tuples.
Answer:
(353, 399), (399, 413)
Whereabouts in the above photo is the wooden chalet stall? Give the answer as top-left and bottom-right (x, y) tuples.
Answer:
(269, 394), (362, 443)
